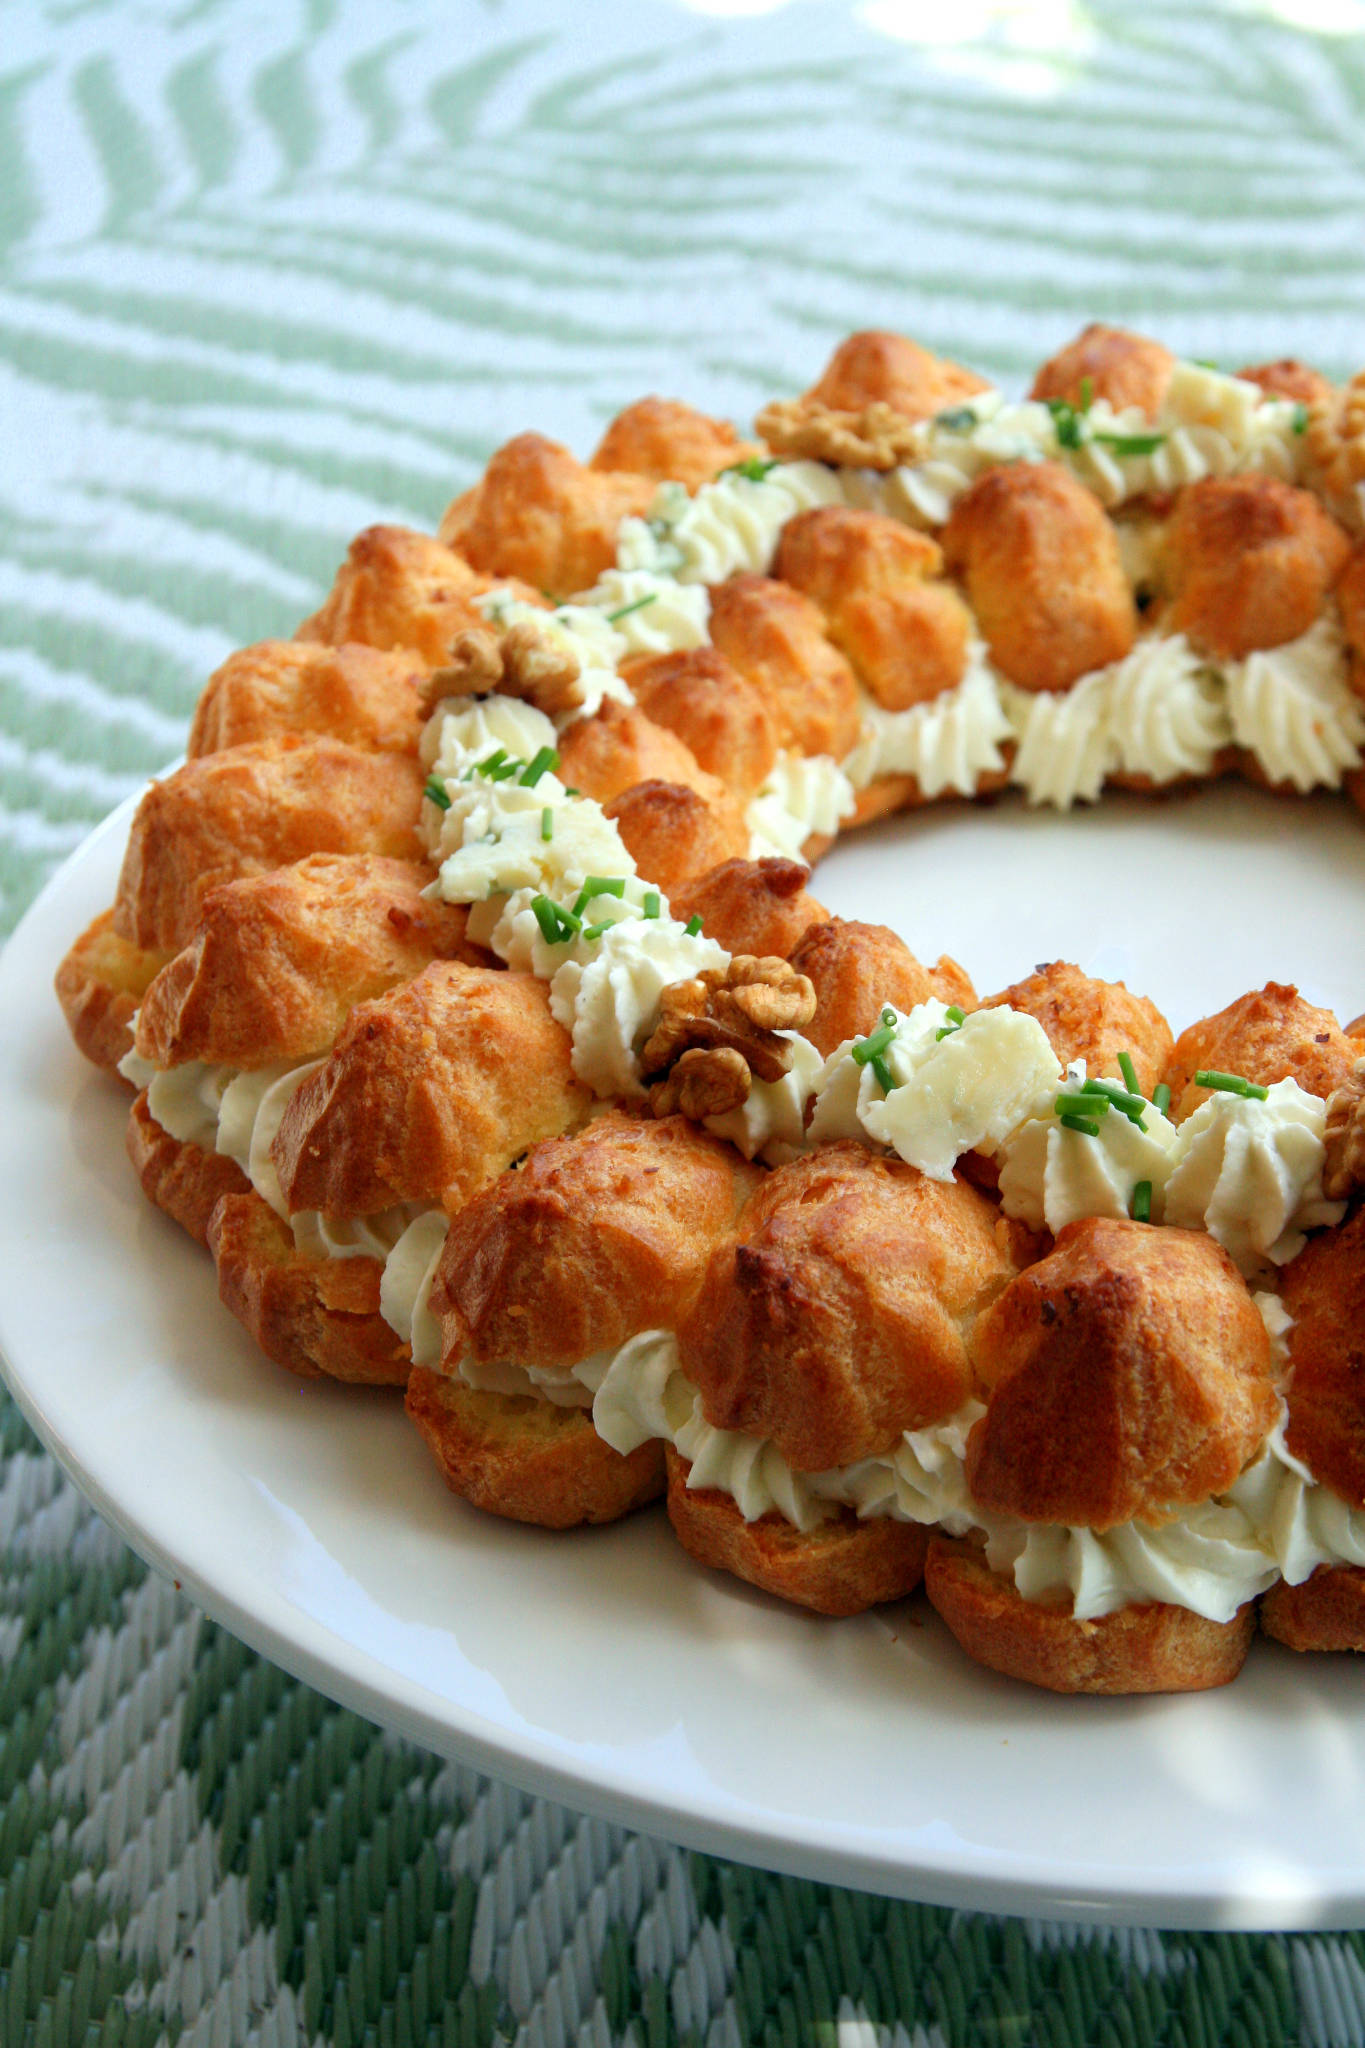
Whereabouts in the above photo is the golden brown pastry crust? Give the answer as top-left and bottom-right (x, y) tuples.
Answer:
(1278, 1204), (1365, 1508)
(296, 526), (495, 665)
(187, 640), (427, 758)
(430, 1110), (752, 1373)
(804, 329), (990, 420)
(438, 433), (652, 595)
(926, 1534), (1257, 1694)
(941, 462), (1137, 693)
(1238, 359), (1335, 409)
(554, 698), (717, 807)
(1161, 475), (1350, 659)
(207, 1190), (410, 1385)
(603, 778), (749, 901)
(982, 961), (1173, 1097)
(55, 908), (173, 1077)
(968, 1217), (1279, 1529)
(789, 917), (976, 1058)
(135, 855), (480, 1070)
(405, 1370), (665, 1529)
(706, 574), (862, 760)
(114, 738), (424, 954)
(664, 1449), (928, 1617)
(775, 507), (970, 710)
(623, 648), (780, 798)
(680, 1144), (1015, 1471)
(670, 857), (829, 961)
(1161, 981), (1359, 1123)
(126, 1091), (249, 1246)
(273, 962), (587, 1217)
(1260, 1564), (1365, 1653)
(589, 397), (756, 490)
(1336, 540), (1365, 672)
(1030, 323), (1175, 420)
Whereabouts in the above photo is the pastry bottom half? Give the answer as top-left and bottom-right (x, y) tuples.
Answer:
(664, 1446), (929, 1617)
(925, 1533), (1257, 1694)
(1260, 1563), (1365, 1654)
(405, 1367), (665, 1529)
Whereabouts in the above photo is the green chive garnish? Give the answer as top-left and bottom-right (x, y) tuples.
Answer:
(1292, 401), (1310, 435)
(1153, 1082), (1171, 1114)
(531, 895), (566, 944)
(583, 919), (615, 942)
(1131, 1179), (1153, 1223)
(1046, 398), (1086, 450)
(424, 776), (451, 811)
(935, 1003), (967, 1042)
(643, 891), (661, 920)
(475, 747), (508, 778)
(1081, 1079), (1148, 1125)
(605, 594), (658, 624)
(540, 807), (553, 842)
(869, 1052), (895, 1095)
(1079, 376), (1094, 411)
(519, 745), (559, 787)
(934, 406), (977, 432)
(722, 457), (779, 483)
(564, 786), (581, 798)
(1094, 430), (1166, 456)
(852, 1020), (897, 1067)
(1117, 1052), (1140, 1096)
(1195, 1069), (1269, 1100)
(570, 876), (627, 918)
(1059, 1112), (1102, 1136)
(684, 914), (704, 937)
(1057, 1091), (1111, 1119)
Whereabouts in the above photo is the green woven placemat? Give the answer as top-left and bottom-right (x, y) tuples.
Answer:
(4, 3), (1365, 2040)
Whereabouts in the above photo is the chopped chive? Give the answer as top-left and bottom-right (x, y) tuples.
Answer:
(530, 895), (567, 944)
(1195, 1069), (1269, 1100)
(564, 786), (581, 798)
(1117, 1051), (1140, 1096)
(935, 1004), (967, 1042)
(1094, 430), (1167, 456)
(487, 758), (522, 782)
(1057, 1090), (1111, 1118)
(557, 904), (582, 933)
(1046, 398), (1086, 450)
(1059, 1112), (1102, 1136)
(1131, 1179), (1153, 1224)
(934, 405), (978, 432)
(1079, 375), (1094, 412)
(722, 457), (779, 483)
(643, 891), (661, 920)
(519, 745), (560, 787)
(1292, 401), (1310, 435)
(683, 914), (704, 937)
(852, 1020), (897, 1066)
(424, 776), (451, 811)
(945, 1005), (966, 1025)
(474, 747), (508, 777)
(540, 807), (554, 842)
(583, 919), (615, 942)
(1193, 357), (1220, 371)
(1082, 1079), (1148, 1121)
(881, 1006), (898, 1028)
(571, 875), (627, 917)
(605, 594), (658, 624)
(1153, 1082), (1172, 1114)
(869, 1052), (895, 1095)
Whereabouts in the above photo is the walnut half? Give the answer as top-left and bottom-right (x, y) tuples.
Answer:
(754, 398), (927, 474)
(643, 955), (817, 1123)
(1322, 1056), (1365, 1201)
(423, 620), (584, 720)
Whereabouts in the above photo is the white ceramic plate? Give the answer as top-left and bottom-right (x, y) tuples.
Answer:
(5, 785), (1365, 1930)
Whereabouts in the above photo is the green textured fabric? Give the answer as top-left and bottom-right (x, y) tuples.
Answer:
(4, 2), (1365, 2042)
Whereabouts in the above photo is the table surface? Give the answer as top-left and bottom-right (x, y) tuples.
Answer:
(5, 2), (1365, 2043)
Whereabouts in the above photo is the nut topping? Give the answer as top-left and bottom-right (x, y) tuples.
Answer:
(649, 1046), (752, 1121)
(642, 955), (817, 1124)
(1322, 1056), (1365, 1201)
(423, 619), (584, 719)
(754, 397), (927, 474)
